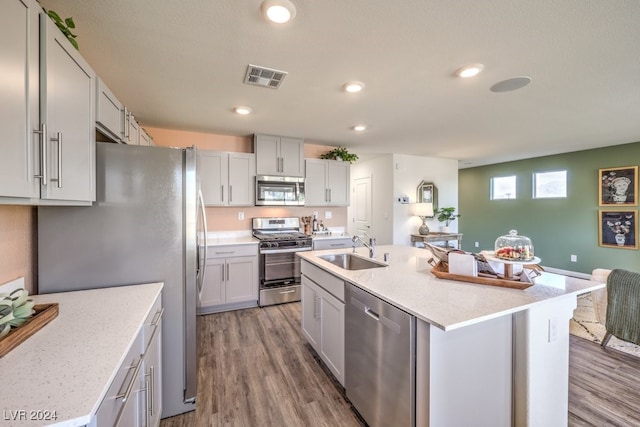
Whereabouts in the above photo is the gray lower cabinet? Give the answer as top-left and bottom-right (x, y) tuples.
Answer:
(300, 261), (345, 385)
(198, 244), (259, 314)
(1, 0), (95, 204)
(93, 294), (163, 427)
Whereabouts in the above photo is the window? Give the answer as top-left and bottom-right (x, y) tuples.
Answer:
(491, 175), (517, 200)
(533, 170), (567, 198)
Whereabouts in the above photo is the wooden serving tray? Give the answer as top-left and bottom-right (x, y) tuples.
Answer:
(0, 303), (59, 358)
(431, 262), (534, 290)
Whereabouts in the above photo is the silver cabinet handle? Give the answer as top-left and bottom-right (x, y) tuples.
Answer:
(314, 295), (321, 319)
(121, 107), (128, 139)
(229, 185), (232, 203)
(221, 265), (225, 282)
(276, 157), (280, 173)
(328, 188), (331, 202)
(144, 374), (151, 426)
(33, 123), (47, 185)
(226, 263), (230, 281)
(116, 357), (143, 403)
(221, 185), (224, 202)
(151, 307), (164, 327)
(149, 365), (155, 417)
(50, 132), (62, 188)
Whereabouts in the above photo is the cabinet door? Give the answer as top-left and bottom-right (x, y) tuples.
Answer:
(199, 258), (225, 310)
(228, 153), (255, 206)
(301, 276), (321, 351)
(279, 137), (304, 177)
(304, 159), (328, 206)
(139, 129), (151, 146)
(198, 151), (228, 206)
(144, 314), (163, 427)
(327, 161), (350, 206)
(0, 0), (40, 199)
(96, 78), (123, 142)
(40, 12), (96, 202)
(225, 256), (258, 303)
(320, 288), (345, 385)
(255, 134), (280, 175)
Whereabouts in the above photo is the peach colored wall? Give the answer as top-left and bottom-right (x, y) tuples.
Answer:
(205, 206), (348, 232)
(144, 127), (336, 158)
(0, 206), (35, 294)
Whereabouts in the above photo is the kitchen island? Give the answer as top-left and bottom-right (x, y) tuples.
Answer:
(298, 245), (605, 427)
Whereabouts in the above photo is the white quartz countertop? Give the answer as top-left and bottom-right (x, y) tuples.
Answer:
(205, 236), (258, 246)
(0, 283), (163, 427)
(298, 245), (605, 331)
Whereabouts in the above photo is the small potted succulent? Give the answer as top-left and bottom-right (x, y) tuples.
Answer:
(435, 207), (460, 232)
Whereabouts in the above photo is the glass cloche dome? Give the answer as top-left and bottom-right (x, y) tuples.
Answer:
(494, 230), (534, 261)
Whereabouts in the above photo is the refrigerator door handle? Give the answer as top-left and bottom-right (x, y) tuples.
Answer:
(197, 188), (208, 301)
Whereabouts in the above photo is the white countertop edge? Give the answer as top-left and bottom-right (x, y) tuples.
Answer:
(298, 246), (605, 331)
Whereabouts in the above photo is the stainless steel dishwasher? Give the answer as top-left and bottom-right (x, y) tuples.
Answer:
(345, 283), (416, 427)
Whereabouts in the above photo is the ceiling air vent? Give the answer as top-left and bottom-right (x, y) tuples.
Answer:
(244, 64), (287, 89)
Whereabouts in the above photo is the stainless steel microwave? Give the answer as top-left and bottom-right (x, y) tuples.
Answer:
(255, 175), (305, 206)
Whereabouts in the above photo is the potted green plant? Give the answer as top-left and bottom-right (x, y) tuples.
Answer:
(435, 207), (460, 232)
(320, 146), (358, 163)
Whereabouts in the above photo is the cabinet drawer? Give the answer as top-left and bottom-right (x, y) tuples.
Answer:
(207, 244), (258, 259)
(94, 331), (143, 426)
(301, 261), (345, 302)
(313, 238), (352, 251)
(143, 295), (162, 351)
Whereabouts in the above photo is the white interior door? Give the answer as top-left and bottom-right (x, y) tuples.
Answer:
(353, 176), (372, 237)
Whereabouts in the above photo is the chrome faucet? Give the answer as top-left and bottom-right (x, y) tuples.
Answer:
(352, 235), (376, 258)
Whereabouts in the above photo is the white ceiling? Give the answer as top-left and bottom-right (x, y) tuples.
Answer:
(39, 0), (640, 168)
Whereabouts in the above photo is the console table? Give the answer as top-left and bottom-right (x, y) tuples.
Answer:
(411, 233), (463, 249)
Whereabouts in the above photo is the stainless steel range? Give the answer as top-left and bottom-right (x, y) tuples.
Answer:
(253, 217), (312, 306)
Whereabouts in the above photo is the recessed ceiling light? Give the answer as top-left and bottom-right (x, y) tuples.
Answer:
(455, 63), (485, 78)
(233, 106), (252, 115)
(343, 81), (365, 93)
(261, 0), (296, 24)
(353, 124), (367, 132)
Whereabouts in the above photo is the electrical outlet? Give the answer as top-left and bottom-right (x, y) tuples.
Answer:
(474, 241), (479, 248)
(325, 211), (332, 219)
(570, 254), (577, 262)
(238, 211), (244, 220)
(401, 196), (409, 203)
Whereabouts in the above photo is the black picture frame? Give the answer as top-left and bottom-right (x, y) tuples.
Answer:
(598, 210), (638, 250)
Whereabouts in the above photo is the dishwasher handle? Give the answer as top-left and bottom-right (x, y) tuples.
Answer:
(364, 307), (379, 321)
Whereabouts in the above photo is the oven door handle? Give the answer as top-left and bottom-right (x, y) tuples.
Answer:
(259, 247), (313, 254)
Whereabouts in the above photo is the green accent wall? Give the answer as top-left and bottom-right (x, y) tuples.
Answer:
(459, 141), (640, 275)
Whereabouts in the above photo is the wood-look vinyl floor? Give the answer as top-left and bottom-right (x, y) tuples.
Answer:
(161, 302), (362, 427)
(568, 335), (640, 426)
(161, 304), (640, 427)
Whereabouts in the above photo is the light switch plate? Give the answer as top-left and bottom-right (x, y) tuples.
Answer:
(325, 211), (332, 219)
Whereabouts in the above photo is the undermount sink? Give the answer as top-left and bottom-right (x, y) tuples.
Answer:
(318, 253), (386, 270)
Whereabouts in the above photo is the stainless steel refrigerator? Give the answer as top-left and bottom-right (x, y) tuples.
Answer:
(37, 142), (207, 419)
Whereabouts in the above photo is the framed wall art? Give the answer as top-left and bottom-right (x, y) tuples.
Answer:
(599, 166), (638, 206)
(416, 181), (437, 212)
(598, 210), (638, 250)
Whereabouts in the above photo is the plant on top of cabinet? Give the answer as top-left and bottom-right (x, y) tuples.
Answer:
(320, 146), (358, 163)
(43, 9), (78, 50)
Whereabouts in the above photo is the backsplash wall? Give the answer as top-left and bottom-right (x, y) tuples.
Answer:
(205, 206), (348, 233)
(0, 206), (36, 293)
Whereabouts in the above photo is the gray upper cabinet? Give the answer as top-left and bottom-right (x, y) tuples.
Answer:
(40, 9), (96, 203)
(0, 0), (40, 199)
(96, 78), (124, 143)
(198, 150), (255, 206)
(305, 159), (350, 206)
(0, 0), (95, 204)
(254, 134), (304, 177)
